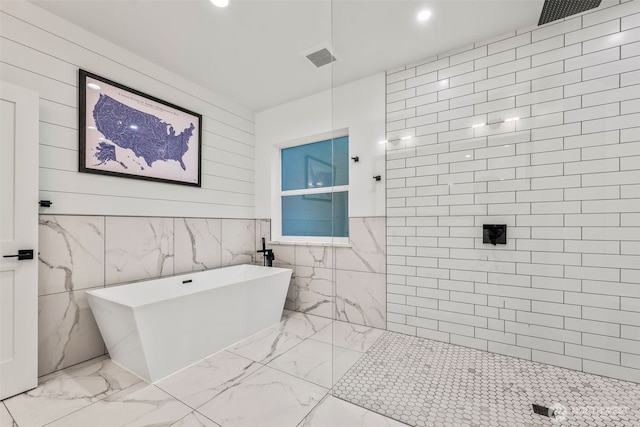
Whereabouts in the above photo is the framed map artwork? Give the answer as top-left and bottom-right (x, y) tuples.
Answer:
(79, 69), (202, 187)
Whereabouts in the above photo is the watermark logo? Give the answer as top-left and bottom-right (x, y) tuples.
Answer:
(550, 403), (568, 423)
(572, 406), (629, 417)
(546, 404), (629, 424)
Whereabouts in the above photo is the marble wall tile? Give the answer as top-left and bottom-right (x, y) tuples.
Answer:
(105, 217), (174, 285)
(38, 215), (105, 296)
(38, 289), (106, 376)
(174, 218), (222, 274)
(285, 266), (334, 318)
(256, 219), (271, 247)
(335, 217), (386, 273)
(35, 214), (388, 380)
(335, 270), (386, 329)
(295, 245), (333, 268)
(35, 214), (267, 379)
(221, 219), (255, 266)
(270, 244), (295, 268)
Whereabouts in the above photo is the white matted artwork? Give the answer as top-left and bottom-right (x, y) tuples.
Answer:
(79, 69), (202, 187)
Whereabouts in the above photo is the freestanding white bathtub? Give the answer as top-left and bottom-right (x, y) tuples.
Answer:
(86, 264), (292, 383)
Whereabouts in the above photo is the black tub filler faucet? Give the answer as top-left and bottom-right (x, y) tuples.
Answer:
(257, 237), (275, 267)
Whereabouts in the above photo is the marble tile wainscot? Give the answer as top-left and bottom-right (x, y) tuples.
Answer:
(271, 216), (387, 329)
(38, 215), (266, 377)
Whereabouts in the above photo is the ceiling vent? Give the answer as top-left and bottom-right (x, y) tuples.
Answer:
(299, 43), (339, 68)
(306, 48), (336, 68)
(538, 0), (601, 26)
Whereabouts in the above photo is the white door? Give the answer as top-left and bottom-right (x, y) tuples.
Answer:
(0, 81), (39, 400)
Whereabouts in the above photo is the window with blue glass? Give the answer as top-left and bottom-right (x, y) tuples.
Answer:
(281, 136), (349, 238)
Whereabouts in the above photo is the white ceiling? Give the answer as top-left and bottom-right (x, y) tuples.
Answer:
(29, 0), (557, 112)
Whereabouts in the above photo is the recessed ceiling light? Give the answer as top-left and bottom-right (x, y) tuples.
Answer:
(417, 10), (432, 22)
(210, 0), (229, 8)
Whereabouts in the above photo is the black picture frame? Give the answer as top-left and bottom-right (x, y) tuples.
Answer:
(78, 69), (202, 187)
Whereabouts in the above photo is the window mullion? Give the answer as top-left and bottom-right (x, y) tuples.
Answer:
(281, 185), (348, 197)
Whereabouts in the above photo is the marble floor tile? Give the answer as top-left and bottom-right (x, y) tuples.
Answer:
(227, 327), (304, 364)
(46, 382), (192, 427)
(197, 365), (327, 427)
(271, 312), (333, 339)
(5, 317), (640, 427)
(157, 351), (261, 409)
(298, 396), (407, 427)
(282, 308), (296, 319)
(1, 402), (17, 427)
(170, 411), (221, 427)
(310, 320), (385, 352)
(268, 338), (363, 388)
(4, 357), (141, 427)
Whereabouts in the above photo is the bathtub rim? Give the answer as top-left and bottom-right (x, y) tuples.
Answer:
(86, 264), (293, 309)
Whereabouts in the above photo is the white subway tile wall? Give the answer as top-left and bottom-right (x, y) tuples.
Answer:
(386, 1), (640, 383)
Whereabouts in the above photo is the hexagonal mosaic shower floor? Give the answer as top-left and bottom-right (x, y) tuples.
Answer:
(333, 331), (640, 427)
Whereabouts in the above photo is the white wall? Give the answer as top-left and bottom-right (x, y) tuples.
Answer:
(255, 73), (386, 222)
(1, 0), (255, 218)
(385, 0), (640, 383)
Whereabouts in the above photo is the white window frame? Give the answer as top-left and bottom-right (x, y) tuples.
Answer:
(273, 129), (350, 245)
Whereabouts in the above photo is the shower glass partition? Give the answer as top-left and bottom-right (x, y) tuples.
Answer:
(328, 1), (638, 426)
(328, 0), (389, 415)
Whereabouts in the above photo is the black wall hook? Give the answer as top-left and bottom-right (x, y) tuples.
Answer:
(373, 175), (381, 181)
(39, 200), (52, 208)
(351, 156), (359, 162)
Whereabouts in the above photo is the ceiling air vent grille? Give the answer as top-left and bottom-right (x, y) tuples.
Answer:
(538, 0), (602, 26)
(306, 48), (336, 68)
